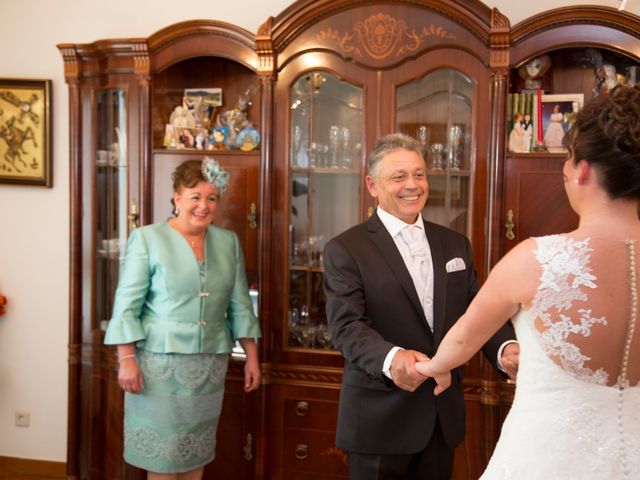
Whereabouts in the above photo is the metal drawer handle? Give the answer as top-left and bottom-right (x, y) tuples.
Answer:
(243, 433), (253, 461)
(128, 199), (139, 230)
(505, 209), (515, 240)
(295, 401), (309, 416)
(247, 202), (257, 230)
(295, 444), (308, 460)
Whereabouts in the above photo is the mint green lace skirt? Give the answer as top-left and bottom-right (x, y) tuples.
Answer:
(123, 350), (229, 473)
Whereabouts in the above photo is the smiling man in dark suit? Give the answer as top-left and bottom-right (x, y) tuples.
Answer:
(323, 133), (518, 480)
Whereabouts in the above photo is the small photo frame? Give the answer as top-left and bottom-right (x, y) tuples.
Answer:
(0, 78), (52, 186)
(541, 93), (584, 152)
(184, 88), (222, 107)
(183, 88), (222, 131)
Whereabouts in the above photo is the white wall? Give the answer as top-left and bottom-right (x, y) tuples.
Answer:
(0, 0), (632, 463)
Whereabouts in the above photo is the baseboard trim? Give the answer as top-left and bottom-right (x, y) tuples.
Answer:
(0, 456), (66, 479)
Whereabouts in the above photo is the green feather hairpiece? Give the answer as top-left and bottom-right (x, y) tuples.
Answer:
(201, 156), (229, 193)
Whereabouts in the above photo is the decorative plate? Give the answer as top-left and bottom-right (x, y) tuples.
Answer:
(236, 127), (260, 151)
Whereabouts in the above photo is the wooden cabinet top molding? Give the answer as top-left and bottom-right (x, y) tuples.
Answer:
(148, 20), (258, 71)
(265, 0), (497, 49)
(262, 0), (505, 70)
(510, 6), (640, 64)
(58, 20), (259, 75)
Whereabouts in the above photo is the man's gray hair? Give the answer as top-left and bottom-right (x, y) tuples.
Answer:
(367, 133), (424, 178)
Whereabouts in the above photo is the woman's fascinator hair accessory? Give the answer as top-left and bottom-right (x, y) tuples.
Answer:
(201, 157), (229, 193)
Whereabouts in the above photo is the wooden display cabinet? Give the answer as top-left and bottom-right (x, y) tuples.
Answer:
(267, 1), (504, 478)
(491, 7), (640, 264)
(59, 20), (270, 480)
(487, 6), (640, 466)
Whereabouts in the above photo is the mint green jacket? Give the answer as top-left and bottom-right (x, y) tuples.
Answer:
(104, 222), (260, 354)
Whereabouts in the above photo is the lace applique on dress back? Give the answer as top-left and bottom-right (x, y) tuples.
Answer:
(532, 236), (609, 385)
(480, 236), (640, 479)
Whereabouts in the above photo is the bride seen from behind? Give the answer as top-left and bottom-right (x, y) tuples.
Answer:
(416, 84), (640, 479)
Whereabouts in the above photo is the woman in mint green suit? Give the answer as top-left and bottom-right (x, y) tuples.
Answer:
(105, 158), (261, 479)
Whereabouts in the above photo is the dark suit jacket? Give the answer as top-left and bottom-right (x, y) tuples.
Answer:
(323, 213), (515, 455)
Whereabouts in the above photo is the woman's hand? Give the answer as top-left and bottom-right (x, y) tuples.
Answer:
(414, 360), (451, 395)
(118, 356), (144, 394)
(243, 356), (261, 392)
(238, 338), (261, 392)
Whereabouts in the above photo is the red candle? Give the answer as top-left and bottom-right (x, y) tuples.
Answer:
(537, 87), (543, 142)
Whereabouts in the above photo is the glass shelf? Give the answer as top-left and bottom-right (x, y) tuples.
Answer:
(93, 88), (127, 332)
(397, 69), (473, 236)
(291, 166), (360, 174)
(286, 71), (363, 352)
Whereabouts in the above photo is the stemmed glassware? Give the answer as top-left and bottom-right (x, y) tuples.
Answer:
(417, 125), (430, 159)
(329, 125), (340, 168)
(292, 125), (302, 167)
(341, 126), (351, 168)
(448, 125), (463, 171)
(308, 142), (318, 168)
(430, 143), (445, 171)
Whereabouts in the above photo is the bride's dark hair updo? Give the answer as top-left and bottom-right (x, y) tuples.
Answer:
(563, 84), (640, 201)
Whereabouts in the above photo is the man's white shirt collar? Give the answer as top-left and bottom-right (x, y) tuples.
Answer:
(376, 206), (424, 237)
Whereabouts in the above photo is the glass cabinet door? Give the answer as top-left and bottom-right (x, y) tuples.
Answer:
(287, 71), (363, 351)
(94, 88), (128, 332)
(396, 69), (473, 235)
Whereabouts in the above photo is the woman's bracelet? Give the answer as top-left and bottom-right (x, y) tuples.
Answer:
(118, 353), (137, 363)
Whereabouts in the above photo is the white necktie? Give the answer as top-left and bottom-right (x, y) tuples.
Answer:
(400, 226), (433, 329)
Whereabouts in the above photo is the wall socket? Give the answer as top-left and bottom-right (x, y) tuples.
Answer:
(15, 411), (30, 427)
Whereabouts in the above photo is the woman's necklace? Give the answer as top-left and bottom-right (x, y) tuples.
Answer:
(169, 219), (205, 251)
(186, 234), (205, 250)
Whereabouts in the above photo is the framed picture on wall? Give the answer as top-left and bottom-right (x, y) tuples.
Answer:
(541, 93), (584, 153)
(0, 78), (52, 187)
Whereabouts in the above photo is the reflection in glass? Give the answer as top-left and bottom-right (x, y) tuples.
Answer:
(396, 69), (472, 236)
(94, 88), (127, 331)
(287, 71), (363, 350)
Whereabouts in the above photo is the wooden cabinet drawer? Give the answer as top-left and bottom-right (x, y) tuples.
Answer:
(282, 428), (348, 477)
(283, 397), (339, 430)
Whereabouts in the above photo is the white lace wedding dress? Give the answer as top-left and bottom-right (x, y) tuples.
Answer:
(481, 235), (639, 479)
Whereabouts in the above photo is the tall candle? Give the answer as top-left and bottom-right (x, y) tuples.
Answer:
(537, 87), (543, 142)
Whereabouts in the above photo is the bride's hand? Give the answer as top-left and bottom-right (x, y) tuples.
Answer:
(415, 360), (451, 395)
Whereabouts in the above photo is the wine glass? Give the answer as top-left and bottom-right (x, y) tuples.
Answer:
(292, 125), (302, 167)
(448, 125), (463, 170)
(430, 143), (445, 171)
(309, 142), (319, 168)
(340, 126), (351, 168)
(329, 125), (340, 168)
(300, 305), (309, 326)
(417, 125), (430, 158)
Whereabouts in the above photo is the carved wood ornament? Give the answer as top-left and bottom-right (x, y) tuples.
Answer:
(317, 12), (455, 60)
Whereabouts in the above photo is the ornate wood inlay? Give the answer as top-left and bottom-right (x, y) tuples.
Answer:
(268, 364), (343, 387)
(320, 446), (348, 465)
(317, 13), (455, 61)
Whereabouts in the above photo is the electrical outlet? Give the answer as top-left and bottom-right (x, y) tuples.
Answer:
(15, 411), (30, 427)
